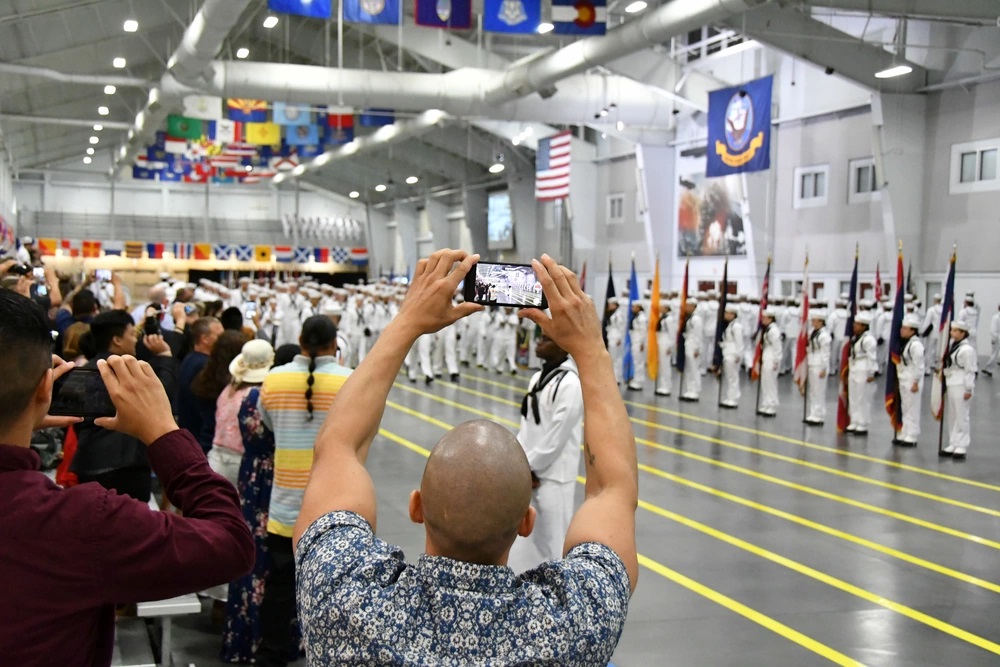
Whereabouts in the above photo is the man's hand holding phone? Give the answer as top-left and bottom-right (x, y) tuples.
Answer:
(95, 356), (178, 445)
(518, 254), (603, 360)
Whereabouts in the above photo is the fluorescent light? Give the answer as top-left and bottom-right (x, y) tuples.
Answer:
(245, 165), (253, 172)
(89, 136), (100, 144)
(616, 121), (625, 131)
(236, 47), (249, 59)
(263, 15), (279, 28)
(93, 124), (103, 131)
(489, 163), (505, 174)
(97, 106), (109, 116)
(86, 147), (95, 155)
(406, 176), (418, 184)
(104, 85), (116, 95)
(123, 19), (138, 32)
(512, 137), (521, 146)
(599, 108), (609, 117)
(83, 156), (92, 164)
(875, 64), (913, 79)
(537, 22), (554, 34)
(625, 1), (647, 13)
(291, 165), (306, 176)
(112, 57), (126, 68)
(349, 190), (360, 199)
(375, 184), (387, 192)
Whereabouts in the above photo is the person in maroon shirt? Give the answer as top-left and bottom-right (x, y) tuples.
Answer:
(0, 290), (255, 667)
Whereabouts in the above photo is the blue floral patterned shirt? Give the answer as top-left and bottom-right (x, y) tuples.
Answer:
(295, 511), (630, 666)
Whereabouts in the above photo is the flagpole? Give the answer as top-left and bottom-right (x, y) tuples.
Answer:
(938, 243), (957, 455)
(754, 254), (771, 415)
(801, 252), (809, 426)
(717, 252), (728, 408)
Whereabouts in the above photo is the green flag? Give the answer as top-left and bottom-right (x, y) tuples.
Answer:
(167, 114), (203, 139)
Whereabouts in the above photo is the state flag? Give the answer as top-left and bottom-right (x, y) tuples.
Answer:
(235, 245), (254, 261)
(173, 243), (192, 260)
(270, 153), (300, 171)
(194, 243), (212, 260)
(273, 102), (311, 126)
(254, 245), (272, 262)
(214, 244), (233, 260)
(167, 114), (204, 140)
(326, 110), (354, 129)
(286, 124), (320, 146)
(552, 0), (606, 35)
(483, 0), (540, 34)
(183, 95), (223, 120)
(38, 238), (58, 256)
(227, 99), (268, 123)
(146, 243), (165, 259)
(210, 119), (244, 144)
(343, 0), (400, 24)
(125, 241), (144, 259)
(314, 247), (330, 263)
(268, 0), (333, 19)
(294, 247), (313, 263)
(132, 166), (157, 180)
(61, 239), (81, 257)
(350, 247), (368, 266)
(358, 109), (395, 127)
(274, 246), (294, 263)
(246, 123), (281, 145)
(326, 125), (354, 145)
(164, 136), (187, 154)
(103, 240), (124, 257)
(415, 0), (472, 29)
(81, 239), (100, 258)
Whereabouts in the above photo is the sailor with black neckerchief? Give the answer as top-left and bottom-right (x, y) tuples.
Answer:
(941, 320), (977, 460)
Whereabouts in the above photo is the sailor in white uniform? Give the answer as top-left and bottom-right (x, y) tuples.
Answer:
(846, 311), (878, 434)
(655, 303), (677, 397)
(679, 298), (703, 401)
(757, 307), (782, 416)
(717, 304), (744, 408)
(983, 304), (1000, 377)
(894, 315), (925, 446)
(803, 310), (832, 426)
(626, 300), (648, 392)
(941, 320), (977, 459)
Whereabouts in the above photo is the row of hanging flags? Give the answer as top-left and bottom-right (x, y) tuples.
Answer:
(32, 238), (368, 266)
(268, 0), (607, 34)
(133, 99), (394, 184)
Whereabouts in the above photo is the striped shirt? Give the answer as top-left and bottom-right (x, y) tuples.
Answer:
(258, 354), (352, 537)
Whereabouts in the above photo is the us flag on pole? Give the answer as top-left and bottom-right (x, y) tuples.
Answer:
(535, 131), (572, 201)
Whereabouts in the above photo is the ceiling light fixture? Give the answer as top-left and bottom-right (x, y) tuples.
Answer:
(236, 47), (250, 59)
(616, 121), (625, 131)
(874, 64), (913, 79)
(123, 19), (138, 32)
(537, 22), (554, 34)
(489, 163), (505, 174)
(97, 106), (109, 116)
(93, 124), (103, 131)
(406, 176), (418, 184)
(89, 136), (100, 144)
(112, 57), (126, 68)
(83, 156), (92, 164)
(599, 108), (609, 117)
(86, 147), (95, 155)
(349, 190), (360, 198)
(624, 1), (647, 13)
(375, 184), (387, 192)
(263, 15), (279, 28)
(104, 85), (116, 95)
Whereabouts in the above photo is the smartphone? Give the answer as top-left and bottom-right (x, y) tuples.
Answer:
(50, 368), (117, 419)
(95, 269), (112, 282)
(144, 315), (161, 336)
(244, 302), (258, 316)
(184, 303), (198, 316)
(463, 261), (547, 309)
(33, 267), (46, 281)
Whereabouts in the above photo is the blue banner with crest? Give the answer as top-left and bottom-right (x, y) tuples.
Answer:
(706, 75), (772, 177)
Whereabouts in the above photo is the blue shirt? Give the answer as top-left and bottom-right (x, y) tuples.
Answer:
(295, 511), (630, 666)
(177, 352), (212, 452)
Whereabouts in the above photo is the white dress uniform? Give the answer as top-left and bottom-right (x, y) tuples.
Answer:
(781, 304), (800, 375)
(922, 300), (944, 373)
(508, 358), (583, 573)
(738, 302), (757, 368)
(983, 310), (1000, 375)
(701, 299), (718, 374)
(956, 299), (980, 350)
(655, 311), (677, 396)
(805, 320), (832, 424)
(606, 306), (627, 385)
(829, 304), (849, 374)
(720, 314), (745, 407)
(440, 316), (461, 379)
(491, 311), (518, 373)
(476, 309), (495, 367)
(626, 308), (648, 391)
(680, 309), (704, 400)
(847, 317), (878, 433)
(411, 333), (435, 382)
(275, 291), (307, 348)
(942, 326), (977, 457)
(896, 325), (925, 444)
(758, 317), (782, 415)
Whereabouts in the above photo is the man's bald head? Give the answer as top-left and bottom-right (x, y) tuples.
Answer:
(416, 420), (533, 565)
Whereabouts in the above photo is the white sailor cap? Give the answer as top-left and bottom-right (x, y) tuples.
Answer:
(810, 309), (827, 320)
(855, 311), (873, 325)
(685, 297), (698, 307)
(951, 320), (971, 332)
(724, 304), (738, 314)
(761, 307), (776, 318)
(239, 277), (251, 284)
(902, 315), (921, 329)
(859, 299), (874, 308)
(321, 301), (344, 316)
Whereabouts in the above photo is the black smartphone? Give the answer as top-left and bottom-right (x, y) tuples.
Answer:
(50, 368), (117, 419)
(144, 315), (160, 336)
(463, 261), (547, 309)
(95, 269), (112, 282)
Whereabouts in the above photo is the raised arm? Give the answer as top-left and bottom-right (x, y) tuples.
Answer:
(293, 249), (482, 547)
(520, 255), (639, 593)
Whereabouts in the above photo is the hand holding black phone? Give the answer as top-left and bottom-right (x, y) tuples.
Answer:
(50, 367), (117, 419)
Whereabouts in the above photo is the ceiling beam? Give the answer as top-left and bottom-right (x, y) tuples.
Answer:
(6, 20), (183, 66)
(797, 0), (1000, 24)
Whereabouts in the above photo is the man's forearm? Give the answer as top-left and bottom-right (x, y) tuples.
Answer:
(315, 319), (418, 462)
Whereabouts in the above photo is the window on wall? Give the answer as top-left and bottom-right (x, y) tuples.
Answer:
(793, 165), (829, 209)
(950, 138), (1000, 194)
(606, 193), (625, 225)
(847, 157), (880, 205)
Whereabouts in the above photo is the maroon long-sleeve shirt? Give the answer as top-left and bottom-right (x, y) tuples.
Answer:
(0, 428), (255, 667)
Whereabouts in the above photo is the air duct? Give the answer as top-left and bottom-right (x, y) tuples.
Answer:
(0, 63), (147, 88)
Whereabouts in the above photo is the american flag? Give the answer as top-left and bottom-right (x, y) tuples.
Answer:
(535, 131), (572, 201)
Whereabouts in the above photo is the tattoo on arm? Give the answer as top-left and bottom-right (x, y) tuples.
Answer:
(584, 440), (596, 466)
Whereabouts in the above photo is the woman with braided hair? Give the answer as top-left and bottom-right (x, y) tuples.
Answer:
(255, 315), (352, 667)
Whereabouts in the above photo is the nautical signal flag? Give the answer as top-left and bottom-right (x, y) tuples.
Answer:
(415, 0), (472, 29)
(194, 243), (212, 261)
(235, 245), (254, 262)
(125, 241), (144, 259)
(147, 243), (165, 259)
(483, 0), (540, 33)
(343, 0), (400, 24)
(294, 247), (313, 264)
(268, 0), (333, 19)
(255, 245), (272, 262)
(214, 244), (233, 260)
(272, 102), (311, 126)
(173, 243), (193, 260)
(552, 0), (606, 35)
(61, 240), (81, 257)
(82, 240), (102, 258)
(38, 238), (57, 256)
(103, 241), (124, 257)
(314, 247), (330, 263)
(350, 247), (369, 266)
(274, 246), (294, 263)
(166, 114), (204, 140)
(227, 99), (268, 123)
(246, 122), (281, 146)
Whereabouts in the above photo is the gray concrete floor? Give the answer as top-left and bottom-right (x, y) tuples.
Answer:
(169, 366), (1000, 666)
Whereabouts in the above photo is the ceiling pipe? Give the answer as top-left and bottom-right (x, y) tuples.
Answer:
(0, 114), (131, 130)
(917, 70), (1000, 93)
(481, 0), (772, 104)
(162, 62), (685, 127)
(0, 63), (148, 87)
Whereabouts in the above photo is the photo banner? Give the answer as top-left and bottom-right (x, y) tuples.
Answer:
(706, 75), (773, 177)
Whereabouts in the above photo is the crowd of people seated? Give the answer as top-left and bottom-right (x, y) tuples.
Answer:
(0, 245), (638, 667)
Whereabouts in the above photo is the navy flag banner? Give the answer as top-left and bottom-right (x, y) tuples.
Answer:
(706, 75), (773, 177)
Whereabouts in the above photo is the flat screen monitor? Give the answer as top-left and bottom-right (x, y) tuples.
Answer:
(487, 189), (515, 251)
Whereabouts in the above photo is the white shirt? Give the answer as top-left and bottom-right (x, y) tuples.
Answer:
(849, 330), (878, 377)
(518, 358), (583, 483)
(806, 325), (832, 369)
(682, 313), (703, 354)
(943, 339), (977, 392)
(760, 322), (782, 361)
(897, 336), (925, 381)
(721, 319), (745, 360)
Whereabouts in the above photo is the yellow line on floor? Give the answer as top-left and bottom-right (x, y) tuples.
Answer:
(375, 423), (866, 667)
(385, 399), (1000, 596)
(440, 377), (1000, 518)
(460, 369), (1000, 494)
(392, 382), (1000, 551)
